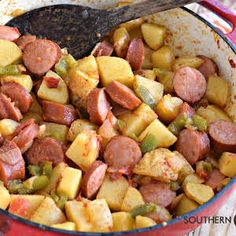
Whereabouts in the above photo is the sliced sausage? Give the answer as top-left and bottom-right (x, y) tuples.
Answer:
(176, 129), (210, 165)
(111, 102), (129, 117)
(92, 40), (114, 57)
(104, 135), (142, 171)
(81, 161), (107, 199)
(105, 80), (141, 110)
(42, 101), (77, 126)
(1, 82), (33, 113)
(0, 93), (22, 121)
(209, 120), (236, 153)
(173, 67), (207, 104)
(178, 102), (195, 118)
(126, 38), (144, 71)
(206, 168), (225, 190)
(12, 121), (39, 153)
(53, 42), (62, 62)
(197, 55), (218, 80)
(0, 26), (21, 41)
(0, 140), (25, 185)
(87, 88), (110, 125)
(15, 35), (37, 51)
(25, 137), (65, 166)
(139, 182), (176, 207)
(23, 39), (59, 76)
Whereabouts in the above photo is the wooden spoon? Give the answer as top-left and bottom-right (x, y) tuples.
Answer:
(7, 0), (200, 58)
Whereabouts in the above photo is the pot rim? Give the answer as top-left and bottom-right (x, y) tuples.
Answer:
(1, 6), (236, 236)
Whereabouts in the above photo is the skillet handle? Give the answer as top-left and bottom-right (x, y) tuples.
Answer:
(199, 0), (236, 45)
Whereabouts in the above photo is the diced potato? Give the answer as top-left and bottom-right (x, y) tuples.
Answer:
(76, 55), (99, 80)
(51, 222), (76, 231)
(135, 215), (156, 229)
(37, 70), (69, 104)
(113, 27), (130, 57)
(173, 56), (204, 71)
(219, 152), (236, 178)
(29, 93), (43, 115)
(133, 148), (185, 182)
(139, 119), (177, 151)
(97, 56), (134, 88)
(151, 46), (175, 70)
(0, 74), (33, 92)
(112, 212), (134, 231)
(184, 183), (214, 204)
(155, 95), (183, 123)
(57, 167), (82, 200)
(69, 68), (98, 110)
(129, 27), (143, 40)
(87, 199), (113, 232)
(40, 122), (69, 143)
(67, 119), (98, 142)
(137, 69), (156, 80)
(118, 103), (157, 138)
(196, 105), (231, 126)
(133, 75), (164, 108)
(121, 187), (145, 212)
(206, 75), (229, 108)
(65, 200), (93, 231)
(97, 175), (129, 211)
(141, 23), (166, 50)
(174, 151), (195, 183)
(22, 112), (42, 124)
(142, 45), (154, 69)
(120, 18), (144, 31)
(0, 39), (22, 66)
(66, 131), (100, 171)
(30, 197), (66, 225)
(0, 119), (18, 137)
(0, 182), (10, 210)
(38, 162), (67, 194)
(9, 195), (45, 219)
(182, 174), (204, 188)
(174, 194), (199, 216)
(154, 68), (174, 94)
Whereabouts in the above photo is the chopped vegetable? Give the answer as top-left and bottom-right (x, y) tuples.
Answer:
(168, 113), (189, 136)
(28, 165), (41, 176)
(55, 54), (76, 78)
(192, 115), (207, 132)
(170, 181), (181, 192)
(196, 161), (213, 179)
(0, 64), (23, 76)
(130, 203), (157, 218)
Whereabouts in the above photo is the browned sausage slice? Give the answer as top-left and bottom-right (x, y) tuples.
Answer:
(0, 26), (21, 41)
(0, 140), (25, 185)
(92, 40), (114, 57)
(12, 121), (39, 153)
(178, 102), (195, 118)
(111, 101), (130, 117)
(0, 93), (22, 121)
(81, 161), (107, 199)
(105, 80), (141, 110)
(42, 101), (77, 126)
(1, 82), (33, 113)
(205, 168), (225, 190)
(197, 55), (218, 80)
(209, 120), (236, 153)
(175, 129), (210, 165)
(139, 182), (176, 207)
(23, 39), (59, 76)
(173, 67), (207, 104)
(53, 42), (62, 62)
(25, 137), (65, 166)
(104, 135), (142, 171)
(15, 35), (37, 51)
(87, 88), (110, 125)
(126, 38), (144, 71)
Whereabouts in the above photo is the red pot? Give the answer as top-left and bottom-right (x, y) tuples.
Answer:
(0, 0), (236, 235)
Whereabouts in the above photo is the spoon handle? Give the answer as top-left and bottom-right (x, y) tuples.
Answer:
(108, 0), (201, 27)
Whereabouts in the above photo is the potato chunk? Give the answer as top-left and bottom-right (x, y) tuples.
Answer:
(66, 131), (100, 171)
(206, 75), (229, 108)
(112, 212), (134, 231)
(97, 56), (134, 88)
(0, 39), (22, 66)
(0, 119), (19, 137)
(219, 152), (236, 178)
(141, 23), (166, 50)
(51, 222), (76, 231)
(113, 27), (130, 57)
(182, 174), (204, 187)
(184, 183), (214, 204)
(142, 45), (154, 69)
(96, 175), (129, 211)
(37, 70), (69, 104)
(135, 216), (156, 229)
(173, 56), (204, 71)
(0, 182), (10, 210)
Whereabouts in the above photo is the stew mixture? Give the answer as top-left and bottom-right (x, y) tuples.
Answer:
(0, 17), (235, 232)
